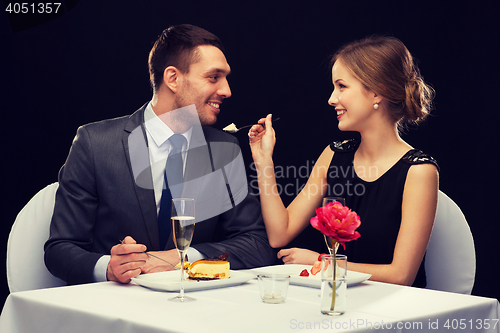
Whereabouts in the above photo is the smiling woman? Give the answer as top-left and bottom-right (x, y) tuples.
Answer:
(329, 36), (435, 132)
(329, 60), (379, 133)
(248, 35), (439, 288)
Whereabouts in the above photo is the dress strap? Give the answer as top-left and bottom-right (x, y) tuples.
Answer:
(402, 149), (440, 172)
(329, 139), (360, 153)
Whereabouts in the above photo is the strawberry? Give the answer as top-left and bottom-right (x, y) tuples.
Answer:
(299, 269), (309, 277)
(311, 261), (322, 275)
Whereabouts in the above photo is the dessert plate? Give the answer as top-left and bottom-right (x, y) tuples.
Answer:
(132, 270), (254, 292)
(249, 264), (371, 288)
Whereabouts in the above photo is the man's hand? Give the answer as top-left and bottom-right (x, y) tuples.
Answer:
(278, 248), (319, 265)
(141, 249), (180, 274)
(107, 236), (148, 283)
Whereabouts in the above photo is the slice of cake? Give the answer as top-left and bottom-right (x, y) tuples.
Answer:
(188, 256), (230, 280)
(223, 123), (237, 132)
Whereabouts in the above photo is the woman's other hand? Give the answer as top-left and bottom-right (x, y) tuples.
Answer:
(277, 248), (319, 265)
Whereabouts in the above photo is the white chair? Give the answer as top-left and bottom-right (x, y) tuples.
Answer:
(7, 182), (66, 292)
(425, 190), (475, 294)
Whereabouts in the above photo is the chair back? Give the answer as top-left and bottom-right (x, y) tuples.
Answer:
(7, 182), (66, 292)
(425, 190), (475, 294)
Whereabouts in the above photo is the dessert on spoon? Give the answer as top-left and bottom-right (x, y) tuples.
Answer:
(223, 117), (280, 133)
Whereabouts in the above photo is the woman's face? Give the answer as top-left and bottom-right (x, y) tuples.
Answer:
(328, 60), (376, 132)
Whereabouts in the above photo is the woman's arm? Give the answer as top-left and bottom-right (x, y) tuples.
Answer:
(347, 163), (439, 286)
(249, 115), (334, 248)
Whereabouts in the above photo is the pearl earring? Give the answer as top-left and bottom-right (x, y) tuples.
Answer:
(373, 103), (379, 110)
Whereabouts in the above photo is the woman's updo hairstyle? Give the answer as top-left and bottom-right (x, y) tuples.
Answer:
(331, 36), (435, 129)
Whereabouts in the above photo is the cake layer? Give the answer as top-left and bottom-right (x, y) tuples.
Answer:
(188, 260), (230, 280)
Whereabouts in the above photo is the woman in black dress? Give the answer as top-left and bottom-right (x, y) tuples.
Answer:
(249, 36), (439, 287)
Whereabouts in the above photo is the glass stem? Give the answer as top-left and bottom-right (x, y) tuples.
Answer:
(324, 235), (340, 255)
(331, 254), (336, 311)
(330, 240), (339, 311)
(179, 251), (185, 298)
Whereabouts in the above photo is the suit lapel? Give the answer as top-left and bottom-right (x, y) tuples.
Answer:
(122, 104), (160, 250)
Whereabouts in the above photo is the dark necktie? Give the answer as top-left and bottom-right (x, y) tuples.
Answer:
(157, 134), (186, 250)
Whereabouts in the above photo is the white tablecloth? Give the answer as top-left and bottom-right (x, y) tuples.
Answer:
(1, 274), (499, 333)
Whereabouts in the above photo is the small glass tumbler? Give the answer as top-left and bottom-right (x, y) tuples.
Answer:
(320, 254), (347, 315)
(257, 274), (290, 304)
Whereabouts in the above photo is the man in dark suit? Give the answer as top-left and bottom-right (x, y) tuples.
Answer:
(44, 24), (275, 285)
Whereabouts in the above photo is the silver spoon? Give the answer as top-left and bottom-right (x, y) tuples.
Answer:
(223, 117), (280, 133)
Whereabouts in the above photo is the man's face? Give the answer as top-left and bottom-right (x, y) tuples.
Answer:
(174, 45), (231, 125)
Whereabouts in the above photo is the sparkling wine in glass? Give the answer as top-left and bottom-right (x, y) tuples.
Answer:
(169, 198), (195, 302)
(322, 197), (345, 255)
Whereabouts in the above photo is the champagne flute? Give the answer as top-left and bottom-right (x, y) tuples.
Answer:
(169, 198), (195, 302)
(322, 197), (345, 255)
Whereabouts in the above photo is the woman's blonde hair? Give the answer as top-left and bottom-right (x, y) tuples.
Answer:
(331, 36), (435, 129)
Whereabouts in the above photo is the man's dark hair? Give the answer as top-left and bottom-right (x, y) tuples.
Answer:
(148, 24), (225, 92)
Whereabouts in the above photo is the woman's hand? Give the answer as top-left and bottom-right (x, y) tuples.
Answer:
(248, 114), (276, 163)
(277, 248), (319, 265)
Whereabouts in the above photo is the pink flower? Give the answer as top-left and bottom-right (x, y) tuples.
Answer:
(310, 201), (361, 249)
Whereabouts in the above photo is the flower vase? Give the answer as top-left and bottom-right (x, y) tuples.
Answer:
(312, 197), (359, 316)
(320, 252), (347, 315)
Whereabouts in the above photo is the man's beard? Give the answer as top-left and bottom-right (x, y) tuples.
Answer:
(173, 98), (216, 126)
(174, 82), (217, 126)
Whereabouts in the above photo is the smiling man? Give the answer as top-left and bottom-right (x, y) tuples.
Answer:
(150, 29), (232, 127)
(44, 24), (275, 285)
(169, 46), (232, 125)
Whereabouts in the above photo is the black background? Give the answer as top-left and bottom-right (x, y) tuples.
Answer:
(1, 0), (499, 310)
